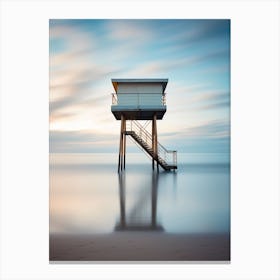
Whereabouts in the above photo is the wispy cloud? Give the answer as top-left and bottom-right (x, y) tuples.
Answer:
(166, 19), (230, 46)
(185, 119), (230, 138)
(106, 20), (153, 42)
(49, 19), (230, 153)
(49, 22), (120, 132)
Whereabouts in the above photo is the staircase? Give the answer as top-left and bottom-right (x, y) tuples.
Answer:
(125, 120), (177, 171)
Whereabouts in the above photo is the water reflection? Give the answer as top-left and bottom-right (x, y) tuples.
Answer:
(50, 154), (230, 234)
(115, 171), (164, 231)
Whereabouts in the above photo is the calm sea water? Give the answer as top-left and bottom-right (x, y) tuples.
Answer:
(49, 153), (230, 234)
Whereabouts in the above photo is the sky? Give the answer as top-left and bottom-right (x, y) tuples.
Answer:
(49, 19), (230, 154)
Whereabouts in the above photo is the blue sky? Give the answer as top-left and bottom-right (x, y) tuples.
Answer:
(49, 19), (230, 153)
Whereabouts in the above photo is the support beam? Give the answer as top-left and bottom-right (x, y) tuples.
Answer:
(152, 114), (159, 172)
(123, 116), (126, 170)
(152, 118), (155, 170)
(154, 114), (159, 171)
(118, 117), (177, 172)
(118, 114), (125, 172)
(118, 115), (122, 172)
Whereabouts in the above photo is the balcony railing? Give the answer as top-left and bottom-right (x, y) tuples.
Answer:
(127, 120), (177, 168)
(111, 93), (167, 106)
(162, 93), (166, 106)
(112, 93), (118, 105)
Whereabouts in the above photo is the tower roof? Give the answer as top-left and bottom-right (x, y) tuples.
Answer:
(112, 78), (168, 93)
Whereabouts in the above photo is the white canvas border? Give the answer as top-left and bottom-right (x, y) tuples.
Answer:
(1, 0), (279, 279)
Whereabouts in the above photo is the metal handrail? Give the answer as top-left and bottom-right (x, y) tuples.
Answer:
(127, 120), (176, 166)
(162, 93), (166, 106)
(111, 93), (167, 106)
(111, 93), (118, 105)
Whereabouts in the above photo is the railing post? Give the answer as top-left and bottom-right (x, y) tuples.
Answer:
(112, 93), (118, 105)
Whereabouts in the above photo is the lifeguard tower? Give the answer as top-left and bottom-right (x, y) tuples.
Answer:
(111, 78), (177, 172)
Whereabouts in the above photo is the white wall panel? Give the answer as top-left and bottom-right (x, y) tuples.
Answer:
(139, 94), (161, 106)
(118, 83), (162, 94)
(118, 93), (162, 106)
(117, 94), (137, 105)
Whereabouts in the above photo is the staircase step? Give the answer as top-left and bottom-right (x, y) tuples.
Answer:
(126, 123), (177, 171)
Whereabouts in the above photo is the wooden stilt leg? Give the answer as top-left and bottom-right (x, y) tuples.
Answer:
(118, 154), (121, 173)
(118, 118), (122, 173)
(153, 114), (159, 172)
(118, 115), (124, 172)
(121, 115), (125, 171)
(118, 155), (120, 172)
(123, 117), (126, 170)
(152, 116), (155, 170)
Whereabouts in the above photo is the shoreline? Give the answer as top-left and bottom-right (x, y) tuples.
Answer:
(50, 232), (230, 262)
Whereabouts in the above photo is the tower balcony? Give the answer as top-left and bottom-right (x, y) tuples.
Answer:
(111, 92), (167, 120)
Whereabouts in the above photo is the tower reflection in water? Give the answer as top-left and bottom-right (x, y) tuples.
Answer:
(115, 171), (164, 232)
